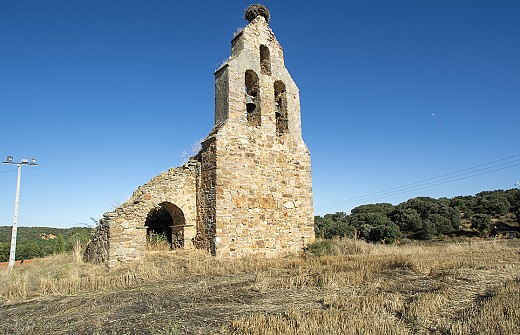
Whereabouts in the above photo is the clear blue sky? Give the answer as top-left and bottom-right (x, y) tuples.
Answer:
(1, 1), (519, 228)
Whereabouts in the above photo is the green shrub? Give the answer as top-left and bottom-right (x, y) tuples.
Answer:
(307, 240), (335, 256)
(471, 214), (492, 236)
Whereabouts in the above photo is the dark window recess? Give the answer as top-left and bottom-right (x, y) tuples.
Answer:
(245, 70), (261, 126)
(274, 80), (288, 135)
(260, 45), (271, 75)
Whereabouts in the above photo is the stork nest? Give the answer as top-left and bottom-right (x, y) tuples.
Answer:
(244, 4), (270, 23)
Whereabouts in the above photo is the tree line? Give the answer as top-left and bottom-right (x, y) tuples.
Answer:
(0, 226), (91, 262)
(315, 188), (520, 243)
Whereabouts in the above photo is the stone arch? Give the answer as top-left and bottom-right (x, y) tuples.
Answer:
(144, 202), (187, 249)
(245, 69), (261, 126)
(145, 205), (173, 246)
(274, 80), (288, 135)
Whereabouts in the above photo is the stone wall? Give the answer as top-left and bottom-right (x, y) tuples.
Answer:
(196, 128), (219, 254)
(85, 159), (199, 267)
(84, 219), (109, 265)
(212, 123), (314, 257)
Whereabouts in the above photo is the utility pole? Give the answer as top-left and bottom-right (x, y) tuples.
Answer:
(2, 156), (38, 268)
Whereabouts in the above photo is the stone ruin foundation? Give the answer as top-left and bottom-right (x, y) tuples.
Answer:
(85, 6), (315, 268)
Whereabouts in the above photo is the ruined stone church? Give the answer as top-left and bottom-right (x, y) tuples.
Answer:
(85, 5), (315, 267)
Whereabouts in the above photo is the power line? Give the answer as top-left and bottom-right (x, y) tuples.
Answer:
(315, 154), (520, 211)
(318, 153), (520, 208)
(316, 161), (520, 211)
(317, 162), (520, 211)
(316, 156), (520, 210)
(318, 158), (520, 210)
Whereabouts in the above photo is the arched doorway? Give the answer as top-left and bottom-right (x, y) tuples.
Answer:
(145, 202), (186, 249)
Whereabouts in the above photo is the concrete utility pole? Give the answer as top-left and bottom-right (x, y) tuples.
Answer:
(2, 156), (38, 268)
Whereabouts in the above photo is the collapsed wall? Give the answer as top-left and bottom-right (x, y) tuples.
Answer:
(83, 220), (109, 265)
(84, 159), (200, 267)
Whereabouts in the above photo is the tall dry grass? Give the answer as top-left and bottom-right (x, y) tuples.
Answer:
(0, 246), (274, 302)
(224, 239), (519, 334)
(225, 307), (409, 335)
(450, 278), (520, 335)
(1, 238), (519, 334)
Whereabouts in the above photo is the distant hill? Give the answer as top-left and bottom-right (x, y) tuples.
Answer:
(0, 226), (92, 262)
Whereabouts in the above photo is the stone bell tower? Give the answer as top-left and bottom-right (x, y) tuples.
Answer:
(84, 5), (314, 267)
(198, 5), (315, 257)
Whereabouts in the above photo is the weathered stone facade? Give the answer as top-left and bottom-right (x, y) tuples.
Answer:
(85, 9), (314, 267)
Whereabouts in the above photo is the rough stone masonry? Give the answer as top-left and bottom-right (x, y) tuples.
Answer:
(85, 5), (315, 268)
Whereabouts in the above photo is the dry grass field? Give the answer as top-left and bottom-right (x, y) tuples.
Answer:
(0, 239), (519, 334)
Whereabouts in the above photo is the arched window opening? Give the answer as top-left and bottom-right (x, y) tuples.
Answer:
(245, 70), (261, 126)
(145, 202), (186, 249)
(166, 203), (186, 248)
(260, 45), (271, 75)
(274, 80), (288, 135)
(145, 206), (173, 248)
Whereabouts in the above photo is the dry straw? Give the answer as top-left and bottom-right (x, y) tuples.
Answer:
(1, 238), (519, 334)
(245, 4), (270, 23)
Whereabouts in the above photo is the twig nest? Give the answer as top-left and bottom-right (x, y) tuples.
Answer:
(245, 4), (270, 23)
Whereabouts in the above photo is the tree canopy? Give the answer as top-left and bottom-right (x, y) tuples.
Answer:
(0, 226), (91, 262)
(315, 188), (520, 243)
